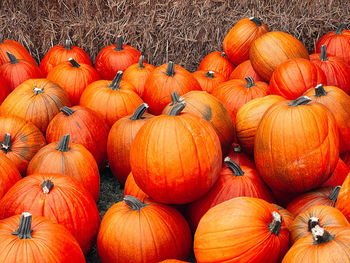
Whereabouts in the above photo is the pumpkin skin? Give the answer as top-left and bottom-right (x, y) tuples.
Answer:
(310, 45), (350, 94)
(39, 39), (92, 76)
(322, 158), (349, 187)
(0, 75), (10, 104)
(212, 77), (270, 124)
(270, 58), (327, 99)
(187, 158), (275, 230)
(47, 58), (100, 105)
(192, 70), (226, 93)
(130, 103), (222, 204)
(305, 84), (350, 153)
(122, 55), (156, 98)
(108, 103), (154, 184)
(124, 172), (151, 202)
(97, 195), (192, 263)
(0, 173), (100, 254)
(27, 135), (100, 202)
(0, 116), (46, 174)
(80, 71), (143, 128)
(0, 213), (85, 263)
(229, 60), (264, 81)
(227, 144), (256, 168)
(0, 155), (21, 200)
(194, 197), (290, 263)
(341, 151), (350, 169)
(162, 91), (235, 155)
(159, 260), (189, 263)
(198, 51), (235, 79)
(46, 105), (109, 168)
(287, 186), (340, 216)
(143, 62), (201, 115)
(236, 95), (285, 155)
(0, 52), (42, 91)
(0, 39), (37, 66)
(95, 36), (141, 80)
(290, 205), (349, 244)
(337, 174), (350, 221)
(272, 204), (295, 230)
(249, 31), (309, 81)
(254, 96), (339, 193)
(223, 17), (269, 65)
(0, 78), (71, 133)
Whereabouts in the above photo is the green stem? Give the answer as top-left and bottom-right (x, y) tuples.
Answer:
(12, 212), (33, 239)
(56, 135), (70, 152)
(224, 157), (244, 176)
(115, 36), (124, 51)
(170, 91), (184, 106)
(245, 77), (256, 88)
(130, 103), (149, 120)
(315, 84), (327, 97)
(124, 195), (147, 210)
(6, 52), (19, 64)
(249, 17), (262, 26)
(328, 186), (341, 202)
(168, 102), (186, 116)
(268, 211), (282, 235)
(69, 58), (80, 68)
(41, 180), (54, 194)
(288, 95), (312, 107)
(205, 71), (215, 79)
(32, 86), (44, 95)
(335, 24), (346, 35)
(138, 55), (145, 69)
(60, 106), (75, 116)
(108, 71), (123, 90)
(220, 52), (227, 58)
(0, 133), (11, 153)
(64, 39), (72, 50)
(166, 61), (175, 77)
(320, 45), (328, 61)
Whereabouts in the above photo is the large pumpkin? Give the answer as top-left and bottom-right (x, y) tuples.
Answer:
(223, 17), (269, 65)
(0, 78), (71, 133)
(0, 39), (37, 66)
(337, 174), (350, 221)
(0, 155), (21, 200)
(130, 102), (222, 204)
(192, 70), (226, 93)
(229, 60), (264, 81)
(198, 51), (235, 79)
(194, 197), (289, 263)
(254, 96), (339, 193)
(97, 195), (192, 263)
(249, 31), (309, 81)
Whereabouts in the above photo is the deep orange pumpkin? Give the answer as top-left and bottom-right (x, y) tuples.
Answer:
(227, 144), (256, 168)
(0, 39), (37, 66)
(223, 17), (269, 65)
(229, 59), (264, 81)
(124, 172), (151, 202)
(97, 195), (192, 263)
(0, 155), (21, 200)
(337, 174), (350, 221)
(159, 260), (189, 263)
(198, 51), (235, 79)
(0, 74), (10, 104)
(322, 158), (349, 187)
(192, 70), (227, 93)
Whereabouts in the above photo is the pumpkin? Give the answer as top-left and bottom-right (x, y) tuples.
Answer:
(236, 95), (285, 155)
(143, 61), (201, 115)
(315, 24), (350, 65)
(337, 174), (350, 221)
(223, 17), (269, 65)
(124, 172), (151, 202)
(0, 39), (37, 66)
(0, 173), (100, 254)
(187, 157), (275, 230)
(27, 134), (100, 202)
(0, 116), (46, 174)
(282, 226), (350, 263)
(194, 197), (289, 263)
(122, 55), (156, 98)
(0, 52), (42, 91)
(95, 36), (141, 80)
(290, 205), (349, 244)
(272, 204), (295, 230)
(162, 91), (235, 155)
(287, 186), (340, 216)
(39, 39), (92, 76)
(130, 102), (222, 204)
(212, 77), (270, 124)
(0, 155), (21, 200)
(270, 58), (327, 99)
(80, 71), (143, 128)
(198, 51), (235, 79)
(0, 74), (10, 104)
(249, 31), (309, 81)
(322, 158), (349, 187)
(159, 260), (189, 263)
(192, 70), (226, 93)
(47, 58), (100, 105)
(254, 96), (339, 193)
(46, 105), (109, 168)
(97, 195), (192, 263)
(108, 103), (153, 184)
(0, 212), (85, 263)
(227, 144), (256, 168)
(229, 60), (264, 81)
(304, 84), (350, 153)
(341, 151), (350, 169)
(0, 78), (71, 133)
(310, 45), (350, 94)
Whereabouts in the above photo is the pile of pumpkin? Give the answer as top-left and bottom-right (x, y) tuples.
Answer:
(0, 16), (350, 262)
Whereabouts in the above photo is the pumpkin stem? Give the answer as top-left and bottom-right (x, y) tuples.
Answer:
(312, 225), (335, 245)
(328, 186), (341, 202)
(335, 24), (346, 35)
(233, 145), (242, 153)
(138, 55), (145, 69)
(170, 91), (184, 106)
(32, 86), (44, 95)
(64, 39), (72, 50)
(69, 58), (80, 68)
(166, 61), (175, 77)
(6, 52), (19, 64)
(245, 77), (256, 88)
(168, 101), (186, 116)
(315, 84), (327, 97)
(224, 157), (244, 176)
(108, 71), (123, 90)
(12, 212), (33, 239)
(320, 45), (328, 61)
(56, 135), (71, 152)
(115, 35), (124, 51)
(268, 211), (282, 235)
(288, 95), (312, 107)
(220, 52), (227, 58)
(124, 195), (147, 211)
(249, 17), (262, 26)
(41, 180), (54, 194)
(0, 133), (11, 153)
(130, 103), (149, 120)
(205, 71), (215, 79)
(60, 106), (75, 116)
(307, 217), (320, 231)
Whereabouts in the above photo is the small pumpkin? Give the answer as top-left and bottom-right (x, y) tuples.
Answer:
(229, 60), (264, 81)
(322, 158), (350, 187)
(0, 155), (21, 200)
(0, 39), (37, 66)
(198, 51), (235, 79)
(0, 74), (10, 104)
(226, 144), (256, 168)
(124, 172), (151, 202)
(336, 174), (350, 221)
(192, 70), (226, 93)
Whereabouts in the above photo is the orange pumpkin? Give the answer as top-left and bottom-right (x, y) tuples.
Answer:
(229, 60), (264, 81)
(0, 39), (37, 66)
(272, 204), (295, 230)
(192, 70), (226, 93)
(124, 172), (151, 202)
(226, 144), (256, 168)
(0, 155), (21, 200)
(322, 158), (350, 187)
(337, 174), (350, 221)
(198, 51), (235, 79)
